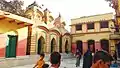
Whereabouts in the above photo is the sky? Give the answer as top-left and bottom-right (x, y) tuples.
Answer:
(6, 0), (114, 31)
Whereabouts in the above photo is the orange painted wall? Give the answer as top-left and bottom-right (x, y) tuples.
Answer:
(17, 39), (27, 56)
(16, 27), (28, 56)
(0, 34), (8, 57)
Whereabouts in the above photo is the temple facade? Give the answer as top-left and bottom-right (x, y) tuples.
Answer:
(24, 2), (71, 55)
(71, 13), (116, 55)
(0, 1), (71, 58)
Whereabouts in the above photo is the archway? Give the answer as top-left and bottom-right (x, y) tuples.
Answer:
(37, 36), (45, 54)
(65, 40), (69, 54)
(88, 40), (95, 53)
(51, 38), (56, 53)
(76, 40), (83, 54)
(100, 39), (109, 52)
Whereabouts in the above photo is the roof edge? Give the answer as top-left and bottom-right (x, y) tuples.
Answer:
(71, 12), (113, 20)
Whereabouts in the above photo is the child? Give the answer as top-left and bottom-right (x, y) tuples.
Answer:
(33, 53), (45, 68)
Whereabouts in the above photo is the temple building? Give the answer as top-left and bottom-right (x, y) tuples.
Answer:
(25, 1), (71, 55)
(0, 1), (71, 58)
(71, 13), (116, 55)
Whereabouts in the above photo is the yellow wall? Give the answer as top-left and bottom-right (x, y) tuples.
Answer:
(94, 22), (100, 32)
(0, 20), (27, 46)
(0, 20), (28, 40)
(71, 26), (76, 34)
(71, 13), (114, 34)
(17, 27), (28, 41)
(71, 13), (116, 53)
(0, 20), (19, 33)
(71, 20), (114, 34)
(118, 0), (120, 13)
(72, 32), (110, 43)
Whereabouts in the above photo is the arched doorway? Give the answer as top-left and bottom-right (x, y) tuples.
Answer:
(51, 38), (56, 53)
(76, 40), (83, 54)
(65, 40), (69, 54)
(37, 36), (45, 54)
(88, 40), (95, 53)
(100, 39), (109, 52)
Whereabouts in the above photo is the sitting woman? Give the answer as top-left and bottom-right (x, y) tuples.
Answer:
(91, 51), (112, 68)
(33, 53), (45, 68)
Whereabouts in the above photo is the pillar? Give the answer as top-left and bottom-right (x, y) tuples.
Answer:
(110, 40), (116, 53)
(71, 42), (76, 54)
(82, 41), (88, 55)
(95, 41), (101, 51)
(46, 34), (50, 54)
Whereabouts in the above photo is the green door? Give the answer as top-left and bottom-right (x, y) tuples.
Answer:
(6, 35), (17, 58)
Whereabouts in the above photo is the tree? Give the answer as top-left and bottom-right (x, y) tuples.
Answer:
(0, 0), (25, 16)
(0, 0), (14, 11)
(9, 0), (25, 16)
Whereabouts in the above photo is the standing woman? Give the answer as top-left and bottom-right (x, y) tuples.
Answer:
(75, 50), (81, 67)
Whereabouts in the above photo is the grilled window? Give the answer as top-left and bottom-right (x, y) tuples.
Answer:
(87, 23), (94, 29)
(76, 24), (82, 30)
(100, 21), (108, 28)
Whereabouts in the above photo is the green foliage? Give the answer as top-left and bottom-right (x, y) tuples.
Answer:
(9, 0), (24, 15)
(0, 0), (26, 17)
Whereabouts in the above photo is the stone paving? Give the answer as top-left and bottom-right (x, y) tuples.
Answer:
(0, 53), (81, 68)
(11, 57), (83, 68)
(2, 53), (120, 68)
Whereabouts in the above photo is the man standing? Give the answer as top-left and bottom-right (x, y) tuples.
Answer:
(83, 44), (93, 68)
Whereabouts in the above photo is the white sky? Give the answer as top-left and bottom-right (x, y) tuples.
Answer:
(6, 0), (114, 31)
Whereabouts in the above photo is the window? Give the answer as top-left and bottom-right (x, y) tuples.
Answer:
(76, 24), (82, 30)
(100, 21), (108, 28)
(87, 23), (94, 29)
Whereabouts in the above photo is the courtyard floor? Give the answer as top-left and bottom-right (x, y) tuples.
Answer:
(11, 57), (83, 68)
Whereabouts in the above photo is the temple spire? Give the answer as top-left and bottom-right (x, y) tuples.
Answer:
(59, 12), (61, 17)
(33, 0), (37, 5)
